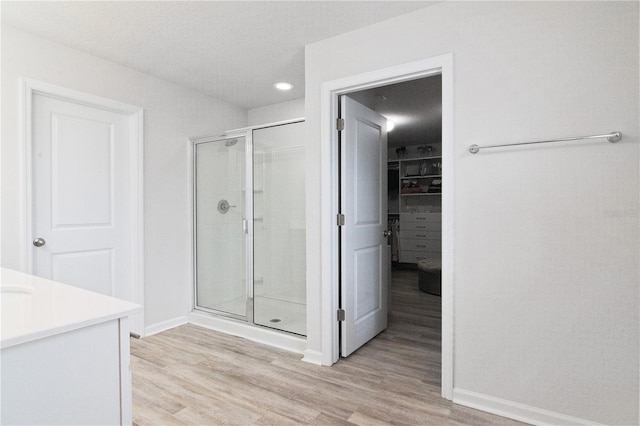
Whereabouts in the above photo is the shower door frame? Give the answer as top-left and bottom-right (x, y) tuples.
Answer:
(191, 132), (255, 323)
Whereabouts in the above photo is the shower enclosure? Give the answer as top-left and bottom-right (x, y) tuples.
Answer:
(193, 119), (306, 336)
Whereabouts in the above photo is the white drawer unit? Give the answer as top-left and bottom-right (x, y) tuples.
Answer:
(399, 230), (441, 240)
(398, 212), (441, 263)
(401, 221), (441, 232)
(400, 213), (441, 223)
(400, 238), (441, 252)
(399, 251), (437, 264)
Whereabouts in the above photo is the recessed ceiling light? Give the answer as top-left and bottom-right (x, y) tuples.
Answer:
(274, 81), (294, 91)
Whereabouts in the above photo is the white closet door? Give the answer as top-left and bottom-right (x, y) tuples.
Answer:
(340, 95), (389, 357)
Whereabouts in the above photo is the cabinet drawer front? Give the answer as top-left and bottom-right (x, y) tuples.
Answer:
(401, 221), (441, 232)
(400, 213), (441, 223)
(400, 239), (441, 252)
(399, 230), (441, 240)
(399, 250), (440, 264)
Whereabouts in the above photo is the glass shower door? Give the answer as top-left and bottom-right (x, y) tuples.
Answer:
(253, 122), (306, 335)
(195, 136), (247, 319)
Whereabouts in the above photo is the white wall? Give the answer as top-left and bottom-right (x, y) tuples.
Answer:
(1, 26), (247, 331)
(305, 2), (638, 425)
(248, 98), (304, 126)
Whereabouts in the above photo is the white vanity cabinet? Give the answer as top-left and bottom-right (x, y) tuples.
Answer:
(1, 268), (142, 425)
(398, 213), (442, 263)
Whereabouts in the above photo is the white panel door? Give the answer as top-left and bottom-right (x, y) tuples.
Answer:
(32, 93), (131, 301)
(340, 96), (389, 357)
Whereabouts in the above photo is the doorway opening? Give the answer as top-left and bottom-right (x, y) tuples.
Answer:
(338, 74), (443, 355)
(320, 54), (453, 399)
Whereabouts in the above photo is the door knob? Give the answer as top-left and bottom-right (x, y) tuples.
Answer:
(383, 230), (392, 237)
(33, 237), (46, 247)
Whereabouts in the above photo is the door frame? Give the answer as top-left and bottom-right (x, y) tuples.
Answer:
(319, 54), (454, 399)
(20, 78), (145, 335)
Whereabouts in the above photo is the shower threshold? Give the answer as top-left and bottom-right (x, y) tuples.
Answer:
(187, 310), (306, 355)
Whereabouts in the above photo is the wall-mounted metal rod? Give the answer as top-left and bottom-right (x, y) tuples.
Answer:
(468, 131), (622, 154)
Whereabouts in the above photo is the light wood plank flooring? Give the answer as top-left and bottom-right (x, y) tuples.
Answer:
(131, 269), (526, 425)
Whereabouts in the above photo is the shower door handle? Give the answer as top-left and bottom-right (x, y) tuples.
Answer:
(243, 219), (248, 234)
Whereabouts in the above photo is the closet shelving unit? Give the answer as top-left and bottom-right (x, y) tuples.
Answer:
(389, 155), (442, 213)
(388, 154), (443, 264)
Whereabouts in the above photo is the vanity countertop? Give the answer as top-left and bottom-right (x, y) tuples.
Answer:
(1, 268), (142, 349)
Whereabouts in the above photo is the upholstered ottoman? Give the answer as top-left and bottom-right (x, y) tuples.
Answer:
(417, 256), (441, 296)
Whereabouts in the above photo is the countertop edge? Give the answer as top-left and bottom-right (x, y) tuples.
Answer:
(1, 305), (143, 350)
(1, 268), (143, 350)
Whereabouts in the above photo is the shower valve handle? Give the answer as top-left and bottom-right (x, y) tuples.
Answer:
(217, 199), (236, 214)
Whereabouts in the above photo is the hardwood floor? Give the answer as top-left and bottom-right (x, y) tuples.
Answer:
(131, 269), (525, 425)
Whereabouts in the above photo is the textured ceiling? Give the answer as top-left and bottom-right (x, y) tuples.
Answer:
(1, 1), (435, 109)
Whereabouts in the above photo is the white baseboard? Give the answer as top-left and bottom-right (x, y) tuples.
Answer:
(188, 311), (306, 355)
(453, 388), (604, 426)
(302, 349), (323, 365)
(144, 316), (188, 337)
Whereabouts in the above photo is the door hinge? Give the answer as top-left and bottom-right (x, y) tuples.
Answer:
(336, 118), (345, 131)
(337, 213), (345, 226)
(337, 309), (345, 322)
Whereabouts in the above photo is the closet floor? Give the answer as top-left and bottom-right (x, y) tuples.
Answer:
(130, 269), (526, 425)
